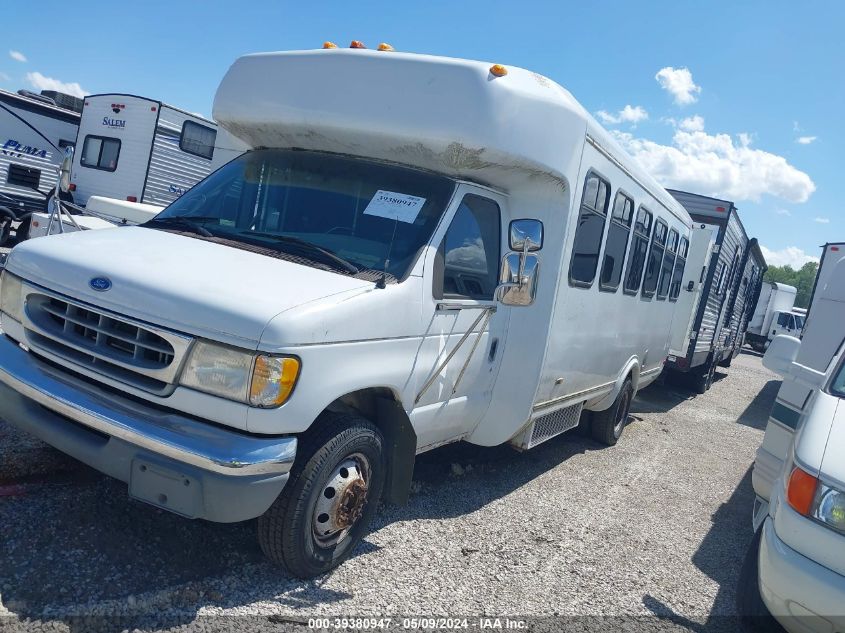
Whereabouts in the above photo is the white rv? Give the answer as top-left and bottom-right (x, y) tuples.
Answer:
(68, 94), (234, 208)
(0, 89), (81, 244)
(746, 281), (800, 351)
(0, 48), (692, 577)
(738, 253), (845, 633)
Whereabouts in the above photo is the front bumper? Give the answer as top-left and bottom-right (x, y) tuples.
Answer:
(0, 333), (296, 522)
(759, 517), (845, 633)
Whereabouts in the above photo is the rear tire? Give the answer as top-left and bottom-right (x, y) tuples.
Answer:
(591, 378), (633, 446)
(691, 361), (715, 394)
(719, 352), (734, 368)
(257, 412), (386, 578)
(736, 526), (783, 632)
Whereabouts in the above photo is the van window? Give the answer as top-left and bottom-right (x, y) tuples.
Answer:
(7, 164), (41, 189)
(623, 207), (652, 294)
(569, 172), (610, 287)
(435, 195), (501, 301)
(599, 192), (634, 292)
(657, 229), (679, 300)
(669, 237), (688, 301)
(80, 135), (120, 171)
(642, 219), (668, 298)
(180, 121), (217, 160)
(777, 312), (790, 327)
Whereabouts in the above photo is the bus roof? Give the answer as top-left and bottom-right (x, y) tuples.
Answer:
(213, 49), (688, 224)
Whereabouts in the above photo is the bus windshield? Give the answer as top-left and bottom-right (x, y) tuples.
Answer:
(148, 149), (456, 281)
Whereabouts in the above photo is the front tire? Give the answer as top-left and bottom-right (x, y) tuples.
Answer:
(591, 378), (633, 446)
(257, 412), (386, 578)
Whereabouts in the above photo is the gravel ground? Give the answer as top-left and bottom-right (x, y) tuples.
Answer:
(0, 350), (779, 632)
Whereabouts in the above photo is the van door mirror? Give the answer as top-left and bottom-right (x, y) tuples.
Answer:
(763, 335), (801, 377)
(509, 219), (543, 253)
(497, 252), (539, 306)
(59, 146), (73, 193)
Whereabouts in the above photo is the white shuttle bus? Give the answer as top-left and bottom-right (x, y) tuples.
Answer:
(0, 89), (81, 244)
(0, 48), (692, 577)
(68, 94), (230, 208)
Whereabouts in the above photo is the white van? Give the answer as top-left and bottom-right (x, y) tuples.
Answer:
(0, 48), (692, 577)
(738, 254), (845, 632)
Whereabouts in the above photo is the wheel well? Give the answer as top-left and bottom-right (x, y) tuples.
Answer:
(318, 387), (417, 506)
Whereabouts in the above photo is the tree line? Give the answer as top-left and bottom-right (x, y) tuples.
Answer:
(763, 261), (818, 308)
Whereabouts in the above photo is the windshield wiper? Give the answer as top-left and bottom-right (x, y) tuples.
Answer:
(143, 216), (217, 237)
(239, 231), (360, 274)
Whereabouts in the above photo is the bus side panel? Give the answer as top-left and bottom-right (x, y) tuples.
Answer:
(534, 141), (690, 409)
(70, 96), (157, 206)
(142, 107), (215, 206)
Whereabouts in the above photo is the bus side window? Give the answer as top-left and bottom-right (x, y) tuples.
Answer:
(642, 218), (668, 298)
(599, 192), (634, 292)
(623, 207), (652, 294)
(657, 228), (679, 300)
(669, 237), (689, 301)
(569, 172), (610, 288)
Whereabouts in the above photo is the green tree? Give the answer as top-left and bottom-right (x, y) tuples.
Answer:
(763, 261), (819, 308)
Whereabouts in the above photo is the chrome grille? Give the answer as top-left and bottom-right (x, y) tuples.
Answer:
(24, 292), (192, 393)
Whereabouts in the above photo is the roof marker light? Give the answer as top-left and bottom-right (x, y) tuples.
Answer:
(127, 196), (137, 203)
(350, 40), (367, 49)
(378, 43), (395, 51)
(323, 41), (338, 49)
(489, 64), (508, 77)
(715, 206), (726, 212)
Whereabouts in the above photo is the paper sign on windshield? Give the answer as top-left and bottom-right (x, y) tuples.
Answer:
(363, 190), (427, 224)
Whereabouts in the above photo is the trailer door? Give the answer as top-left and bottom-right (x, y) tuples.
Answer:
(668, 224), (717, 358)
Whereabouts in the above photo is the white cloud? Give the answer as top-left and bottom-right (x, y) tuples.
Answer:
(678, 115), (705, 132)
(25, 71), (86, 98)
(796, 136), (817, 145)
(0, 71), (9, 82)
(9, 50), (26, 63)
(612, 129), (816, 204)
(775, 208), (791, 216)
(814, 217), (830, 224)
(655, 66), (701, 105)
(596, 105), (649, 126)
(760, 245), (819, 268)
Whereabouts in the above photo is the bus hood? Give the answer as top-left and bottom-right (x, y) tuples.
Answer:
(6, 227), (373, 347)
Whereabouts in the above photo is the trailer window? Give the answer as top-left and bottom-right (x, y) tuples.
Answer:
(434, 195), (501, 301)
(642, 219), (668, 298)
(180, 121), (216, 160)
(569, 172), (610, 287)
(657, 229), (679, 300)
(623, 207), (652, 294)
(669, 237), (689, 301)
(6, 164), (41, 189)
(80, 135), (120, 171)
(599, 192), (634, 293)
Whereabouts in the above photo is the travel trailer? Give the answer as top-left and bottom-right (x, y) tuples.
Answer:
(806, 242), (844, 322)
(663, 190), (766, 392)
(746, 281), (801, 351)
(0, 47), (692, 577)
(738, 253), (845, 633)
(68, 94), (234, 208)
(0, 88), (81, 244)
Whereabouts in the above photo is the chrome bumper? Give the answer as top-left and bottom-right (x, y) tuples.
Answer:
(0, 333), (296, 477)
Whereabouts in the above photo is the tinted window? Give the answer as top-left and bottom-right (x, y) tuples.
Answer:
(657, 228), (679, 300)
(777, 312), (790, 327)
(669, 237), (689, 301)
(569, 173), (610, 287)
(623, 207), (652, 294)
(600, 192), (634, 292)
(180, 121), (217, 160)
(642, 219), (668, 297)
(435, 195), (501, 300)
(81, 135), (120, 171)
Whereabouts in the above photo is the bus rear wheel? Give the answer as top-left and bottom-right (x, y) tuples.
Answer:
(591, 378), (633, 446)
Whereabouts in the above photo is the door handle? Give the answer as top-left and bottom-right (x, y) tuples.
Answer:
(488, 337), (499, 362)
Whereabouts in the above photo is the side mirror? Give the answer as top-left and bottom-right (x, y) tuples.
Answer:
(497, 252), (539, 306)
(509, 219), (543, 253)
(59, 146), (73, 193)
(763, 335), (801, 377)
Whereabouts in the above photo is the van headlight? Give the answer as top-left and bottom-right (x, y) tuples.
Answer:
(180, 340), (300, 407)
(813, 483), (845, 534)
(0, 270), (24, 323)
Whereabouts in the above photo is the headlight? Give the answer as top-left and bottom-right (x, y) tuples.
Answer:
(180, 340), (300, 407)
(0, 270), (24, 323)
(813, 483), (845, 533)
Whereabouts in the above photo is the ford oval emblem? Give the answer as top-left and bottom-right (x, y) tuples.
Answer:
(89, 277), (112, 292)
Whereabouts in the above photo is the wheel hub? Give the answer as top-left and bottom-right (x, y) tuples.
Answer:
(312, 455), (370, 545)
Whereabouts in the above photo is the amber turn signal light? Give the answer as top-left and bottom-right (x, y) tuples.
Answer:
(323, 41), (338, 49)
(350, 40), (367, 49)
(490, 64), (508, 77)
(378, 43), (395, 51)
(787, 466), (819, 516)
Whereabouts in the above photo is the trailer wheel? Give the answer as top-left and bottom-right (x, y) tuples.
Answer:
(691, 361), (715, 394)
(257, 412), (386, 578)
(736, 526), (782, 631)
(718, 351), (734, 368)
(590, 378), (633, 446)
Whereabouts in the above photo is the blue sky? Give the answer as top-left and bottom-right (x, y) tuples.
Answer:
(4, 0), (841, 267)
